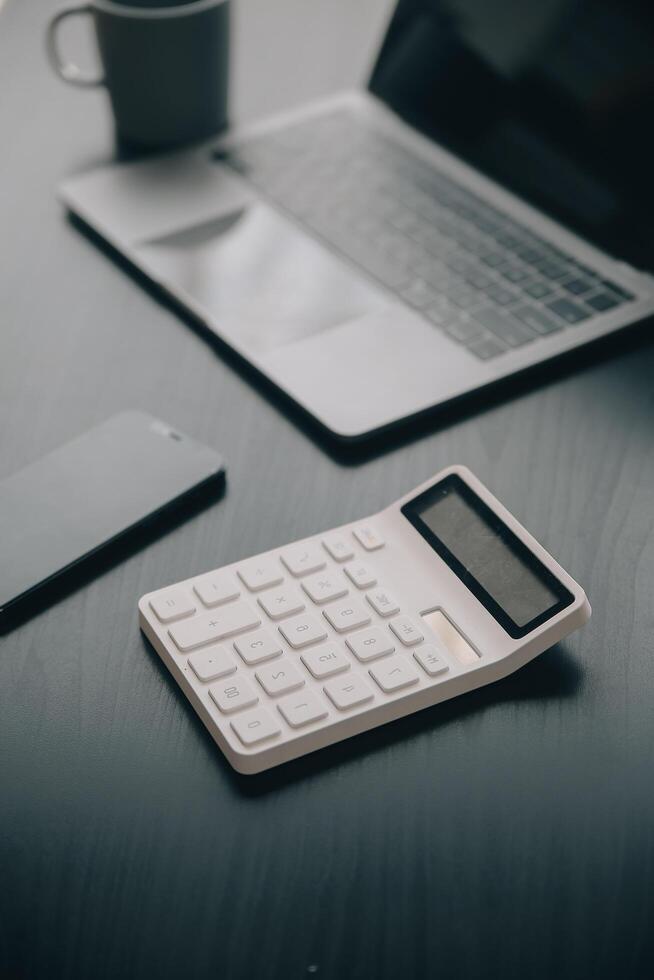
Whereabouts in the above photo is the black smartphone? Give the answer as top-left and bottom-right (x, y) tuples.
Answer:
(0, 411), (225, 630)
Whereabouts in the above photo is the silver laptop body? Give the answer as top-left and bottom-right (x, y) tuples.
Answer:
(60, 9), (654, 442)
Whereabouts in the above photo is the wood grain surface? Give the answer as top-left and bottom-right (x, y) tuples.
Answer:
(1, 2), (653, 978)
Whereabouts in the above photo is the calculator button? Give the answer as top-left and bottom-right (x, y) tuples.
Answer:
(149, 589), (196, 624)
(302, 573), (348, 605)
(280, 544), (326, 578)
(322, 535), (355, 562)
(323, 600), (371, 633)
(353, 525), (385, 551)
(192, 573), (240, 609)
(366, 588), (400, 618)
(238, 559), (284, 592)
(255, 660), (305, 697)
(188, 646), (236, 682)
(345, 628), (395, 663)
(301, 646), (351, 679)
(169, 602), (261, 652)
(414, 645), (449, 677)
(231, 708), (281, 747)
(257, 586), (305, 621)
(234, 629), (283, 665)
(369, 656), (420, 693)
(324, 675), (374, 711)
(278, 691), (329, 729)
(279, 615), (328, 649)
(344, 562), (377, 590)
(389, 616), (424, 647)
(210, 676), (259, 714)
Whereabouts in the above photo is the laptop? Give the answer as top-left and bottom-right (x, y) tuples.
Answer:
(61, 0), (654, 443)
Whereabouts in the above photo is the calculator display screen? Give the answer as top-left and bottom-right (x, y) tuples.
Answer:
(401, 475), (574, 638)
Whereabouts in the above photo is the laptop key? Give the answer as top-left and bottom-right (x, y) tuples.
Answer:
(463, 269), (493, 290)
(444, 254), (471, 275)
(467, 335), (507, 360)
(479, 251), (505, 269)
(444, 317), (485, 343)
(446, 288), (481, 311)
(472, 307), (536, 347)
(585, 291), (622, 313)
(423, 305), (448, 327)
(535, 259), (569, 280)
(481, 283), (517, 306)
(400, 278), (439, 309)
(523, 280), (554, 300)
(512, 304), (563, 336)
(515, 246), (547, 265)
(546, 298), (592, 324)
(561, 277), (597, 296)
(499, 265), (530, 284)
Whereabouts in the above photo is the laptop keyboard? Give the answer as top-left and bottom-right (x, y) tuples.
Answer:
(220, 111), (635, 360)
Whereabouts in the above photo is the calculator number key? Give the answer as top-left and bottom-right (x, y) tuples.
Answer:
(369, 656), (420, 694)
(344, 562), (377, 589)
(255, 660), (305, 697)
(149, 589), (196, 624)
(302, 573), (348, 605)
(281, 544), (326, 578)
(346, 628), (395, 663)
(301, 646), (351, 679)
(238, 559), (284, 593)
(390, 616), (424, 647)
(210, 676), (259, 714)
(279, 615), (328, 649)
(278, 691), (329, 728)
(323, 600), (371, 633)
(231, 708), (281, 747)
(258, 586), (305, 621)
(366, 589), (400, 618)
(234, 629), (282, 666)
(324, 675), (374, 711)
(188, 646), (236, 683)
(353, 525), (385, 551)
(414, 645), (450, 677)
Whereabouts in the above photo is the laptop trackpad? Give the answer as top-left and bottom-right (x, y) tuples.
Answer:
(134, 202), (389, 353)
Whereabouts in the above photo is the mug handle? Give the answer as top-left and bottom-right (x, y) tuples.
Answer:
(46, 5), (105, 88)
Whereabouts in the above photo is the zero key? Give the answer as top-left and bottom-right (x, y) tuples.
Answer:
(231, 708), (281, 747)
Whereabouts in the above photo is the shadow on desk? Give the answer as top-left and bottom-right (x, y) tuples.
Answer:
(68, 214), (654, 467)
(141, 632), (582, 797)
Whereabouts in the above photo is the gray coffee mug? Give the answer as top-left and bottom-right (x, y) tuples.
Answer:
(46, 0), (230, 150)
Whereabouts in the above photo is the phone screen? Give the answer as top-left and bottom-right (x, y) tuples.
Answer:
(0, 411), (224, 619)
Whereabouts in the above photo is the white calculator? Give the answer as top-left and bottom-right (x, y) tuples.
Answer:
(139, 465), (590, 774)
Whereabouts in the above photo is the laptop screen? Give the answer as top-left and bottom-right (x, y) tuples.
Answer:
(370, 0), (654, 270)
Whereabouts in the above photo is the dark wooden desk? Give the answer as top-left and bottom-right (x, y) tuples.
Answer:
(2, 2), (653, 978)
